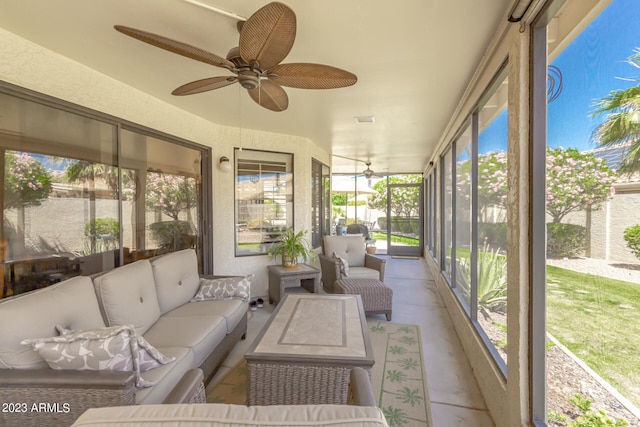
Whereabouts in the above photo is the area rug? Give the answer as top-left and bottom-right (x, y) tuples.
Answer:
(207, 321), (431, 427)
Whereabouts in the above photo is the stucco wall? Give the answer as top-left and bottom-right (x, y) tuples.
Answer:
(558, 192), (640, 264)
(0, 27), (329, 299)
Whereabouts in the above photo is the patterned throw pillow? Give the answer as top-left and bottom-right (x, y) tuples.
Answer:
(332, 251), (350, 277)
(191, 274), (254, 303)
(21, 325), (171, 388)
(55, 325), (175, 372)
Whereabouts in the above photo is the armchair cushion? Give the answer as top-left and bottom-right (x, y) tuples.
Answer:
(323, 235), (366, 267)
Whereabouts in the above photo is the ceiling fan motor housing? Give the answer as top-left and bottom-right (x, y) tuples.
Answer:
(226, 46), (261, 89)
(238, 70), (260, 89)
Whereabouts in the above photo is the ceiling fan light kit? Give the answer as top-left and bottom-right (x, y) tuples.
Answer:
(115, 2), (357, 112)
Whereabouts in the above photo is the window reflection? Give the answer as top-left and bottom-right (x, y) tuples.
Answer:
(235, 149), (293, 256)
(0, 92), (206, 299)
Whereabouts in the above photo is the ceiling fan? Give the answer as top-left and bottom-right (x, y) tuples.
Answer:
(362, 161), (376, 179)
(114, 2), (357, 112)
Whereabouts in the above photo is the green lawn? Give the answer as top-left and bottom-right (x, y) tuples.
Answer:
(547, 265), (640, 407)
(370, 232), (419, 246)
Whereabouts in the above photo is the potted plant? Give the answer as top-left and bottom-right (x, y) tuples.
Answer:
(268, 228), (314, 268)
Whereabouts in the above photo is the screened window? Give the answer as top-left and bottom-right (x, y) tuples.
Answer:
(454, 125), (473, 309)
(533, 0), (640, 423)
(476, 69), (508, 369)
(441, 148), (453, 279)
(235, 149), (293, 256)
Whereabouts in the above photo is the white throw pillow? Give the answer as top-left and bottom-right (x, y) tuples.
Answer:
(332, 251), (350, 277)
(56, 325), (175, 372)
(191, 275), (253, 303)
(21, 325), (173, 388)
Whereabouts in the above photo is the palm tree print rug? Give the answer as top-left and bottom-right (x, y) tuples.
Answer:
(368, 321), (431, 426)
(207, 321), (431, 427)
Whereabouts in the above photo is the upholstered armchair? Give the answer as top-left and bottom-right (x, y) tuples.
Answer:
(319, 235), (386, 293)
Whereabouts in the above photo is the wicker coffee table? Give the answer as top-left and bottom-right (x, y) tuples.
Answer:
(245, 294), (374, 406)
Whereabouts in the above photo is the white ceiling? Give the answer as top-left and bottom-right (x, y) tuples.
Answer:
(0, 0), (511, 174)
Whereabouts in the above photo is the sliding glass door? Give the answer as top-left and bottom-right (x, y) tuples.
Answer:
(386, 180), (423, 257)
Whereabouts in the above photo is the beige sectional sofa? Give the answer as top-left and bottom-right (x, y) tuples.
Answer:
(0, 249), (247, 427)
(70, 368), (389, 427)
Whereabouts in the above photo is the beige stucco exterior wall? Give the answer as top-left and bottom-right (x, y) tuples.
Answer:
(422, 16), (534, 427)
(562, 191), (640, 264)
(0, 27), (329, 299)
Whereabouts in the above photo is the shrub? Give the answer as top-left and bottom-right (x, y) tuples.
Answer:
(84, 218), (119, 252)
(547, 223), (586, 258)
(84, 218), (119, 238)
(623, 224), (640, 259)
(479, 222), (507, 248)
(568, 394), (627, 427)
(455, 245), (507, 318)
(149, 220), (195, 251)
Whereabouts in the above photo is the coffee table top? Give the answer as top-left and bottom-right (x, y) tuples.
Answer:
(246, 294), (373, 365)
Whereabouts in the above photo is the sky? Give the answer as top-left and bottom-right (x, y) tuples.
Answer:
(549, 0), (640, 152)
(479, 0), (640, 154)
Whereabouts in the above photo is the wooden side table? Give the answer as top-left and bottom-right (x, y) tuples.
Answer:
(267, 263), (320, 305)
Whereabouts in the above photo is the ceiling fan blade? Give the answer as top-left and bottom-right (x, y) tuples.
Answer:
(247, 79), (289, 112)
(268, 63), (357, 89)
(114, 25), (234, 70)
(172, 76), (238, 96)
(239, 2), (296, 71)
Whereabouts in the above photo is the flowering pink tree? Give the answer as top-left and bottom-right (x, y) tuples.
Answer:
(545, 147), (616, 223)
(461, 148), (616, 223)
(145, 172), (196, 220)
(368, 175), (422, 217)
(4, 152), (52, 209)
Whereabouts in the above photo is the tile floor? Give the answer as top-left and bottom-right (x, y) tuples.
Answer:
(207, 255), (496, 427)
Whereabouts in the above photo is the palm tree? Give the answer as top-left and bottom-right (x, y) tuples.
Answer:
(591, 49), (640, 173)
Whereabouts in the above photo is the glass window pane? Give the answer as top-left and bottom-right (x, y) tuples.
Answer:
(0, 93), (117, 297)
(120, 129), (202, 264)
(311, 159), (329, 248)
(235, 149), (293, 256)
(442, 148), (453, 278)
(538, 0), (640, 422)
(477, 72), (508, 366)
(455, 126), (472, 308)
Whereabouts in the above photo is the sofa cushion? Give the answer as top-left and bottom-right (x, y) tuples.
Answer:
(164, 299), (246, 334)
(72, 403), (389, 426)
(93, 260), (161, 335)
(134, 346), (194, 404)
(142, 315), (227, 368)
(21, 324), (155, 388)
(0, 276), (106, 369)
(191, 275), (253, 303)
(323, 235), (366, 267)
(150, 249), (201, 314)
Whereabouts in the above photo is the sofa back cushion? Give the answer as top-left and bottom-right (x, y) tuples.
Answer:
(0, 276), (106, 369)
(323, 235), (366, 267)
(149, 249), (200, 314)
(72, 404), (389, 426)
(93, 260), (160, 335)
